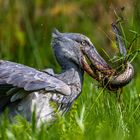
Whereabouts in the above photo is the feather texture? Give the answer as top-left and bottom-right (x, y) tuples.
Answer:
(0, 60), (71, 96)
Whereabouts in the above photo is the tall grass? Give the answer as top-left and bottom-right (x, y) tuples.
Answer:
(0, 76), (140, 140)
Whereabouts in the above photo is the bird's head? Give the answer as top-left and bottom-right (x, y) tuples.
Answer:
(51, 29), (112, 75)
(51, 28), (134, 91)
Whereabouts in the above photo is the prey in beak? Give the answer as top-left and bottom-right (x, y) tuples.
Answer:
(80, 23), (134, 91)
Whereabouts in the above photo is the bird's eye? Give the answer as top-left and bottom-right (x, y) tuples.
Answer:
(81, 41), (87, 46)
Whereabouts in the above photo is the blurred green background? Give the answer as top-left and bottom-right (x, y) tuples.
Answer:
(0, 0), (139, 69)
(0, 0), (140, 140)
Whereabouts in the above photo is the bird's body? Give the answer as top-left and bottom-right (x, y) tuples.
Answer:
(0, 30), (88, 124)
(0, 26), (134, 124)
(0, 60), (83, 124)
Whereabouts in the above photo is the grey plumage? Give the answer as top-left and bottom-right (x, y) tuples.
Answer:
(0, 26), (134, 124)
(0, 60), (71, 95)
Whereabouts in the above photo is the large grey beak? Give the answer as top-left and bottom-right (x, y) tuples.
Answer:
(82, 44), (115, 76)
(82, 23), (134, 91)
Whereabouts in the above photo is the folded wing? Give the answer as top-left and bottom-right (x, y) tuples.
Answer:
(0, 60), (71, 97)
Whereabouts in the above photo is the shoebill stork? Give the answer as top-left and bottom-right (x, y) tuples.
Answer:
(0, 24), (134, 124)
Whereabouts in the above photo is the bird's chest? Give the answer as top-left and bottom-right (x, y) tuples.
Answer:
(56, 68), (83, 95)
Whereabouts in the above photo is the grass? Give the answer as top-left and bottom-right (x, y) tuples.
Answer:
(0, 76), (140, 140)
(0, 0), (140, 140)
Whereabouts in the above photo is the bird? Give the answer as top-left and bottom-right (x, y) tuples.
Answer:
(0, 26), (134, 124)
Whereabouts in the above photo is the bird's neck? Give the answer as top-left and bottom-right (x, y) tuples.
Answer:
(57, 64), (84, 95)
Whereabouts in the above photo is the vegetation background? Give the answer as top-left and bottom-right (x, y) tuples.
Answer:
(0, 0), (140, 139)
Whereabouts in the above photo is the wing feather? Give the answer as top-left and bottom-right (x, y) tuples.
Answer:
(0, 60), (71, 96)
